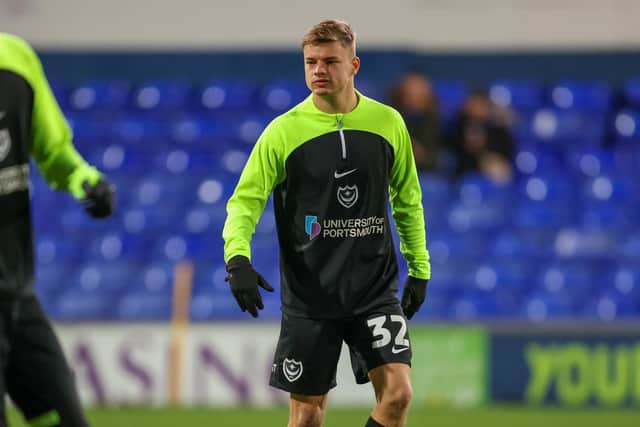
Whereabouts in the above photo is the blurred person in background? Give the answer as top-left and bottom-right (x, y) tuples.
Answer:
(448, 89), (515, 182)
(389, 70), (443, 173)
(0, 33), (114, 427)
(222, 19), (430, 427)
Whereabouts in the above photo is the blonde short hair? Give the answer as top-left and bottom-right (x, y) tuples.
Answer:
(302, 19), (356, 55)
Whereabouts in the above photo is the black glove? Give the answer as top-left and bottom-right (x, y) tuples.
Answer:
(401, 277), (428, 320)
(225, 255), (274, 318)
(82, 179), (115, 219)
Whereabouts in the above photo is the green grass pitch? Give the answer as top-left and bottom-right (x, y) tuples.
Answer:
(8, 406), (640, 427)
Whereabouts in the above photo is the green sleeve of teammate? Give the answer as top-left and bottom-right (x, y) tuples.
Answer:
(15, 36), (101, 199)
(388, 111), (431, 280)
(222, 122), (286, 263)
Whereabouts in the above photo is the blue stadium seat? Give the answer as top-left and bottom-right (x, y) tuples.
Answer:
(521, 291), (575, 321)
(450, 295), (499, 320)
(548, 80), (612, 112)
(167, 114), (234, 147)
(582, 292), (636, 321)
(115, 262), (175, 320)
(622, 78), (640, 108)
(68, 80), (130, 111)
(490, 229), (554, 261)
(535, 262), (596, 309)
(566, 148), (617, 179)
(65, 112), (112, 145)
(54, 261), (139, 320)
(489, 80), (544, 111)
(527, 109), (606, 147)
(620, 233), (640, 261)
(130, 80), (191, 111)
(111, 114), (167, 146)
(232, 114), (271, 145)
(196, 80), (256, 111)
(88, 144), (154, 173)
(513, 145), (565, 176)
(431, 80), (466, 124)
(606, 263), (640, 306)
(612, 109), (640, 144)
(552, 228), (617, 260)
(260, 80), (309, 112)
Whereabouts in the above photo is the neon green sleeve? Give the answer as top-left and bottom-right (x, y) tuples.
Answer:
(222, 121), (286, 263)
(15, 36), (101, 198)
(388, 111), (431, 280)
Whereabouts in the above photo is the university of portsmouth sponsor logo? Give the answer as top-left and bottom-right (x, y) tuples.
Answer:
(283, 358), (303, 382)
(305, 215), (321, 240)
(337, 184), (358, 208)
(0, 129), (11, 162)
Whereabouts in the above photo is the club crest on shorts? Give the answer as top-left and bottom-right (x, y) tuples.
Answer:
(337, 185), (358, 208)
(0, 129), (11, 162)
(283, 358), (303, 382)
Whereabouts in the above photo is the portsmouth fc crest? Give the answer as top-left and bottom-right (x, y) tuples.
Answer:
(0, 129), (11, 162)
(337, 185), (358, 208)
(283, 358), (303, 382)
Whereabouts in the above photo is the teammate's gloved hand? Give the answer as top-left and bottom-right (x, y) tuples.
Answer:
(401, 277), (428, 320)
(225, 255), (274, 318)
(82, 179), (115, 219)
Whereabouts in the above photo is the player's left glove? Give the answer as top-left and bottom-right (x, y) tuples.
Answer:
(225, 255), (274, 318)
(82, 178), (115, 218)
(401, 277), (428, 320)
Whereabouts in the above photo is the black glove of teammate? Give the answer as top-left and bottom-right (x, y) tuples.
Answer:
(82, 179), (115, 219)
(401, 277), (428, 320)
(225, 255), (274, 318)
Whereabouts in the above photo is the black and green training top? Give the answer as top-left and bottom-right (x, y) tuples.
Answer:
(223, 91), (431, 318)
(0, 33), (102, 295)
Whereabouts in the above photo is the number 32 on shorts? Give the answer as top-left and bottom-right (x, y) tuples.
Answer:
(367, 315), (410, 353)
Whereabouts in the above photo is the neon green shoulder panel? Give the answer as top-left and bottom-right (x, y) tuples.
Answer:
(0, 33), (100, 198)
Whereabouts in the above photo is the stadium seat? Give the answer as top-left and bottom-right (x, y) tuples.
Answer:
(431, 80), (466, 125)
(527, 109), (606, 147)
(115, 262), (175, 320)
(130, 80), (192, 111)
(612, 109), (640, 144)
(489, 79), (544, 111)
(196, 80), (256, 111)
(622, 77), (640, 108)
(547, 80), (612, 112)
(260, 79), (309, 112)
(68, 80), (130, 111)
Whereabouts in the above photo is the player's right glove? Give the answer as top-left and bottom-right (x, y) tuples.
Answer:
(82, 178), (115, 218)
(225, 255), (274, 318)
(401, 277), (428, 320)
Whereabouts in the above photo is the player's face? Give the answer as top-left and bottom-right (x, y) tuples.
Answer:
(304, 42), (360, 98)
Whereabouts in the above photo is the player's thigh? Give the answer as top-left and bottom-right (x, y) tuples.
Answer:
(270, 313), (344, 395)
(289, 393), (329, 425)
(6, 296), (88, 427)
(346, 304), (412, 383)
(368, 362), (412, 403)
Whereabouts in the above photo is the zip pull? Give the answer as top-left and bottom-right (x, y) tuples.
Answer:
(336, 115), (347, 160)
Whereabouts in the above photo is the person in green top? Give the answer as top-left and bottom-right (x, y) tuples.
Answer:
(223, 20), (430, 427)
(0, 33), (114, 427)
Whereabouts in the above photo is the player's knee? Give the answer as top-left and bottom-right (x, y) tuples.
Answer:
(291, 405), (324, 427)
(383, 383), (413, 417)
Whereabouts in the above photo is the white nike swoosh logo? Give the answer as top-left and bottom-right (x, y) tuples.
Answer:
(391, 346), (410, 354)
(334, 168), (357, 179)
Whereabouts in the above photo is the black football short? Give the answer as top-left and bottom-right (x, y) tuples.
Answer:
(0, 295), (89, 427)
(269, 304), (412, 395)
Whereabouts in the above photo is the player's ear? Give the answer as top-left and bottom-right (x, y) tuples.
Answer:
(352, 56), (361, 76)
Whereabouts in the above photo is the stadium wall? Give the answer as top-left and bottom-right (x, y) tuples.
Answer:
(53, 324), (640, 408)
(2, 0), (639, 50)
